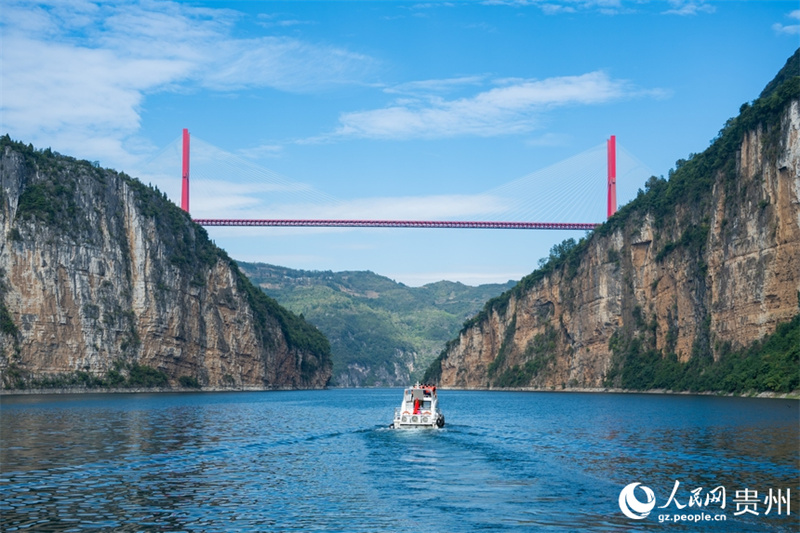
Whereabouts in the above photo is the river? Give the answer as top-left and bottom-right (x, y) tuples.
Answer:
(1, 389), (798, 532)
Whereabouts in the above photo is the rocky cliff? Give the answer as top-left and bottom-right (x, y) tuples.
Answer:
(0, 138), (331, 390)
(427, 51), (800, 392)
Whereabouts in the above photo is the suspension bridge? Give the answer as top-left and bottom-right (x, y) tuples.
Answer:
(167, 129), (649, 231)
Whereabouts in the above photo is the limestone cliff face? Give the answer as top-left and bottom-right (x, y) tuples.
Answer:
(434, 63), (800, 390)
(0, 140), (331, 390)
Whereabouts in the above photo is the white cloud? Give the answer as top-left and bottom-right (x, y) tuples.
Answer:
(383, 76), (487, 95)
(302, 195), (509, 220)
(0, 0), (375, 167)
(200, 37), (374, 92)
(330, 72), (652, 140)
(482, 0), (627, 15)
(539, 4), (577, 15)
(256, 13), (316, 28)
(192, 193), (509, 221)
(1, 33), (189, 167)
(772, 10), (800, 35)
(662, 1), (715, 16)
(138, 135), (514, 221)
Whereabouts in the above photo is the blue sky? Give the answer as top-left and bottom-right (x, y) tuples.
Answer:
(2, 1), (798, 286)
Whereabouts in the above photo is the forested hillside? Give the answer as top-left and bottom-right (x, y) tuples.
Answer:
(238, 263), (514, 386)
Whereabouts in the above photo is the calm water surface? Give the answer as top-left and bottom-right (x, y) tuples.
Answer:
(1, 390), (798, 532)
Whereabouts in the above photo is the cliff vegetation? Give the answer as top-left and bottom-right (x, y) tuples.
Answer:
(0, 137), (331, 391)
(425, 49), (800, 394)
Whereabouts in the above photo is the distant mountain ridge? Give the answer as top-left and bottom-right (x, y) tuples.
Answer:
(237, 263), (515, 386)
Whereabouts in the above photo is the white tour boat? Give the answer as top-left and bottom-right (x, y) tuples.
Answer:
(390, 384), (445, 429)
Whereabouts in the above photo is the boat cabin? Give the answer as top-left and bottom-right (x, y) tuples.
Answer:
(403, 386), (436, 414)
(392, 384), (444, 428)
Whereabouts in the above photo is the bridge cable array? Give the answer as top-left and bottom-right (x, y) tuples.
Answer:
(139, 133), (655, 230)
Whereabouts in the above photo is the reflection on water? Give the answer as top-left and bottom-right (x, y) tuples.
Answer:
(1, 390), (798, 532)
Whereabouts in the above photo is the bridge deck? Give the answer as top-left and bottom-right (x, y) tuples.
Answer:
(193, 219), (600, 230)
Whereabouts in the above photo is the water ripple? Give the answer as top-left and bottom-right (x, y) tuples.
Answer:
(1, 390), (797, 532)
